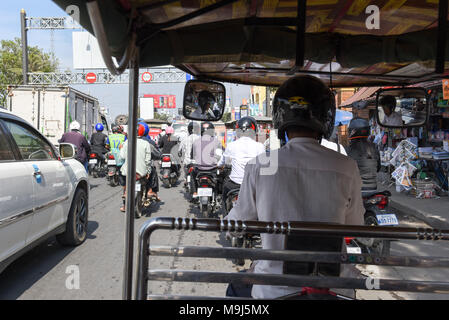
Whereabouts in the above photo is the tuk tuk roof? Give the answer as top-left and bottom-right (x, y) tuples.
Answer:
(54, 0), (449, 87)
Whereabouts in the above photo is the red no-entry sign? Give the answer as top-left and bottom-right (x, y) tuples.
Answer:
(86, 72), (97, 84)
(141, 72), (153, 83)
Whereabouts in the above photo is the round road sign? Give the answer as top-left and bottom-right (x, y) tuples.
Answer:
(86, 72), (97, 84)
(142, 72), (153, 83)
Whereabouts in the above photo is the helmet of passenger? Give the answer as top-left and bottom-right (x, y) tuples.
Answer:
(348, 117), (370, 140)
(166, 126), (174, 135)
(69, 121), (81, 131)
(188, 121), (200, 135)
(198, 90), (215, 112)
(117, 125), (124, 133)
(201, 121), (215, 135)
(161, 124), (167, 131)
(236, 116), (257, 133)
(95, 123), (104, 132)
(137, 122), (149, 137)
(111, 124), (119, 133)
(272, 75), (335, 139)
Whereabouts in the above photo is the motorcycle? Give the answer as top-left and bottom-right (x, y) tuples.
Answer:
(88, 152), (105, 178)
(134, 174), (156, 219)
(160, 154), (179, 188)
(106, 153), (120, 187)
(184, 163), (195, 195)
(351, 190), (396, 256)
(195, 168), (221, 218)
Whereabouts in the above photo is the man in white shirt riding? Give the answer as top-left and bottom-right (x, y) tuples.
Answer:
(179, 121), (200, 187)
(218, 116), (265, 209)
(225, 75), (365, 299)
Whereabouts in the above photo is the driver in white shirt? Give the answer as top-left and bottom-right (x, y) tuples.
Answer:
(190, 90), (217, 120)
(218, 116), (265, 208)
(225, 75), (364, 299)
(380, 95), (403, 126)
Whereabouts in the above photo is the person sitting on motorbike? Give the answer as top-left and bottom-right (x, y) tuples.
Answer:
(190, 90), (218, 120)
(191, 121), (223, 197)
(218, 116), (265, 210)
(347, 118), (380, 192)
(59, 121), (91, 172)
(157, 124), (167, 147)
(179, 121), (201, 187)
(90, 123), (108, 164)
(106, 124), (127, 151)
(224, 75), (365, 299)
(159, 126), (181, 175)
(118, 123), (153, 212)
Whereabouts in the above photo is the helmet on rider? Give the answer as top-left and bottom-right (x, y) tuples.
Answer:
(272, 75), (335, 140)
(201, 121), (215, 136)
(137, 122), (149, 137)
(348, 118), (370, 140)
(111, 124), (119, 133)
(198, 90), (215, 113)
(188, 121), (200, 135)
(161, 124), (167, 131)
(117, 125), (124, 133)
(165, 126), (174, 135)
(95, 123), (104, 132)
(69, 121), (81, 131)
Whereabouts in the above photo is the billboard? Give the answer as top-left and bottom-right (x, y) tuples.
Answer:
(143, 94), (176, 108)
(72, 32), (107, 69)
(139, 97), (154, 119)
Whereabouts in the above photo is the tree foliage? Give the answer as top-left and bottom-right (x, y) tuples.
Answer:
(0, 38), (58, 106)
(222, 112), (231, 123)
(154, 112), (169, 121)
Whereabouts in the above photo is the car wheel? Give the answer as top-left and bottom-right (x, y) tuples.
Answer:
(56, 188), (88, 246)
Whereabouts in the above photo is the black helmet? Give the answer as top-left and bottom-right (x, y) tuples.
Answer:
(201, 121), (215, 135)
(236, 116), (257, 133)
(188, 121), (200, 135)
(198, 90), (215, 112)
(272, 75), (336, 139)
(111, 124), (119, 133)
(348, 117), (370, 140)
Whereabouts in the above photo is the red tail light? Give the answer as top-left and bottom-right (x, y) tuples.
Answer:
(108, 154), (115, 160)
(345, 237), (354, 245)
(377, 195), (388, 210)
(201, 185), (209, 188)
(90, 153), (96, 158)
(162, 156), (171, 162)
(188, 167), (194, 173)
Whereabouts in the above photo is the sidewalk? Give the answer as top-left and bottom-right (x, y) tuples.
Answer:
(380, 182), (449, 229)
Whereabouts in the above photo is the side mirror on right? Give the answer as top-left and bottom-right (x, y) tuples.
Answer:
(376, 87), (429, 128)
(59, 143), (77, 160)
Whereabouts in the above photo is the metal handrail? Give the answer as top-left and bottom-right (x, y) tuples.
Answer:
(136, 217), (449, 300)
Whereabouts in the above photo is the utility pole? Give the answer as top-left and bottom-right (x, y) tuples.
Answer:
(21, 9), (29, 85)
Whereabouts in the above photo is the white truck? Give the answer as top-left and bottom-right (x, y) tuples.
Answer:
(5, 86), (109, 145)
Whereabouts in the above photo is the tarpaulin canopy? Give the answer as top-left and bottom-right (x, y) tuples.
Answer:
(341, 86), (380, 107)
(53, 0), (449, 87)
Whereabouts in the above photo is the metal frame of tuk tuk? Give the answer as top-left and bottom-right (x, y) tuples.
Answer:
(136, 217), (449, 300)
(79, 0), (449, 299)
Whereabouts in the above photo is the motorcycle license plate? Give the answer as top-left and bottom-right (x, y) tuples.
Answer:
(346, 247), (362, 254)
(135, 182), (141, 192)
(187, 175), (191, 183)
(89, 159), (97, 164)
(108, 160), (116, 165)
(376, 214), (399, 226)
(162, 162), (171, 168)
(198, 188), (213, 197)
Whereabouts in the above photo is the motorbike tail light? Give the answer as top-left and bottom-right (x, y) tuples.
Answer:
(377, 195), (388, 210)
(344, 237), (354, 245)
(201, 185), (209, 188)
(90, 153), (96, 158)
(108, 154), (115, 160)
(162, 156), (171, 162)
(188, 167), (194, 173)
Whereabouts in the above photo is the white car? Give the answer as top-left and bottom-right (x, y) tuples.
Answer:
(0, 109), (89, 273)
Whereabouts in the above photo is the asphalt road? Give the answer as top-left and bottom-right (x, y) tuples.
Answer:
(0, 174), (449, 300)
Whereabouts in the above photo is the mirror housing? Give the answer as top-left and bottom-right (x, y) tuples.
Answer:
(376, 87), (429, 128)
(183, 80), (226, 121)
(59, 143), (77, 160)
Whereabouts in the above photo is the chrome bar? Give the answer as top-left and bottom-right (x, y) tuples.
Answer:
(147, 270), (449, 294)
(149, 245), (449, 268)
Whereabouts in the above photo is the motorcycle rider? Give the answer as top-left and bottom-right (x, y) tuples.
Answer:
(347, 118), (381, 191)
(106, 124), (127, 151)
(179, 121), (200, 187)
(118, 123), (153, 212)
(59, 120), (91, 172)
(90, 123), (108, 165)
(224, 75), (364, 299)
(159, 126), (181, 176)
(191, 121), (223, 197)
(157, 124), (167, 147)
(218, 116), (265, 209)
(190, 90), (218, 120)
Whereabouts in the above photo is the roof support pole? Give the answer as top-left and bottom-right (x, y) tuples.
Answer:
(288, 0), (306, 75)
(122, 47), (140, 300)
(436, 0), (448, 74)
(20, 9), (28, 85)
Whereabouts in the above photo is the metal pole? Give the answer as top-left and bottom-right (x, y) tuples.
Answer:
(20, 9), (28, 85)
(123, 47), (140, 300)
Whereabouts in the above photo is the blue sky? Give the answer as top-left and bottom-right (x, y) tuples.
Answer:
(0, 1), (252, 119)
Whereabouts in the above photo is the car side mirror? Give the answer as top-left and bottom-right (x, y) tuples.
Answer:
(59, 143), (77, 160)
(376, 87), (429, 128)
(183, 80), (226, 121)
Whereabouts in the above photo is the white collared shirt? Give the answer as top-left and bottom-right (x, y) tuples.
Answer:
(190, 108), (216, 120)
(225, 137), (364, 299)
(383, 111), (403, 126)
(179, 133), (199, 165)
(218, 136), (265, 184)
(321, 138), (347, 156)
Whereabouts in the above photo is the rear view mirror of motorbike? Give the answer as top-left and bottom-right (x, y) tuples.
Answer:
(376, 87), (429, 128)
(183, 80), (226, 121)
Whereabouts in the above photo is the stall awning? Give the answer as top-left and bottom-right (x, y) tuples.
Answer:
(341, 87), (380, 107)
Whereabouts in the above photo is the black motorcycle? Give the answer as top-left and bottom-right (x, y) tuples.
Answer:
(195, 168), (221, 218)
(106, 153), (121, 187)
(88, 152), (105, 178)
(160, 154), (179, 188)
(134, 174), (156, 219)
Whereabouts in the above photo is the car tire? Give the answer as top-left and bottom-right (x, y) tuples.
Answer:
(56, 188), (88, 246)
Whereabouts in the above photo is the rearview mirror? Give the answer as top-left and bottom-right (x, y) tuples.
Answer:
(376, 88), (429, 128)
(59, 143), (77, 160)
(183, 80), (225, 121)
